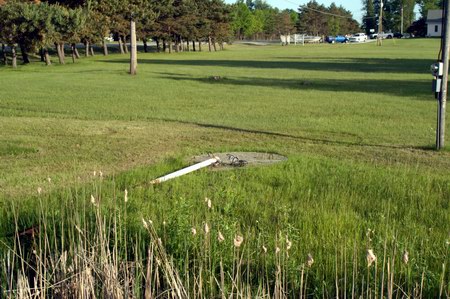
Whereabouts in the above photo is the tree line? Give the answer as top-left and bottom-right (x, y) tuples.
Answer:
(0, 0), (231, 67)
(0, 0), (361, 68)
(232, 0), (360, 39)
(362, 0), (444, 37)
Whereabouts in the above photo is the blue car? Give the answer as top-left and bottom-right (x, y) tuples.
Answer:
(325, 35), (348, 43)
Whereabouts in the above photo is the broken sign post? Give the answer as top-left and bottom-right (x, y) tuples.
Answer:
(150, 156), (221, 184)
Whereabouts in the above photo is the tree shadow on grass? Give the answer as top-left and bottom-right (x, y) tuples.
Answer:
(156, 116), (435, 152)
(100, 57), (432, 74)
(155, 72), (431, 99)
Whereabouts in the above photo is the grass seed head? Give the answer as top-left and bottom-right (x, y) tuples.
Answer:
(47, 177), (51, 183)
(191, 227), (197, 236)
(207, 199), (212, 209)
(218, 231), (225, 242)
(286, 236), (292, 251)
(262, 245), (267, 253)
(367, 249), (377, 267)
(306, 254), (314, 267)
(124, 189), (128, 203)
(204, 223), (210, 234)
(276, 246), (281, 254)
(234, 235), (243, 247)
(90, 194), (97, 206)
(37, 187), (42, 195)
(402, 250), (409, 265)
(142, 218), (148, 229)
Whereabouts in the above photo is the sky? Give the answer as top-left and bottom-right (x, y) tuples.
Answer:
(224, 0), (363, 23)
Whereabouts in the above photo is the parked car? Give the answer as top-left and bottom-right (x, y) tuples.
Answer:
(370, 32), (394, 39)
(325, 35), (348, 43)
(402, 33), (414, 38)
(348, 33), (367, 43)
(393, 32), (403, 38)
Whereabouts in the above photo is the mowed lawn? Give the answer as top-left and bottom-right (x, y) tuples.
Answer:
(0, 39), (449, 295)
(1, 39), (449, 196)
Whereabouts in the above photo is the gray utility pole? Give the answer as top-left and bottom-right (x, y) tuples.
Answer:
(130, 19), (137, 75)
(377, 0), (383, 46)
(437, 1), (450, 149)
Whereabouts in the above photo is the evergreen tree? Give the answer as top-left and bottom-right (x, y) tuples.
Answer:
(362, 0), (376, 34)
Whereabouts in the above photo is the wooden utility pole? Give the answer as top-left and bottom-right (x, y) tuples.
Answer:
(130, 18), (137, 75)
(437, 1), (450, 149)
(400, 5), (404, 35)
(377, 0), (383, 46)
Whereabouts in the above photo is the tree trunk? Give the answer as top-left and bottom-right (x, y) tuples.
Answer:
(11, 45), (17, 68)
(156, 39), (160, 53)
(71, 44), (76, 63)
(44, 48), (51, 66)
(118, 37), (125, 54)
(162, 39), (166, 52)
(56, 43), (65, 64)
(85, 41), (90, 57)
(90, 45), (95, 56)
(122, 36), (129, 54)
(186, 40), (190, 52)
(39, 48), (45, 62)
(212, 38), (217, 51)
(72, 43), (81, 59)
(198, 40), (202, 52)
(19, 43), (30, 64)
(143, 39), (148, 53)
(60, 43), (65, 60)
(55, 42), (60, 58)
(130, 20), (137, 75)
(192, 40), (196, 52)
(102, 40), (108, 56)
(2, 43), (8, 65)
(208, 36), (212, 52)
(169, 39), (172, 54)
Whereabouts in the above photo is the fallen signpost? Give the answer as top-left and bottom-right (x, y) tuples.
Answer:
(150, 156), (221, 184)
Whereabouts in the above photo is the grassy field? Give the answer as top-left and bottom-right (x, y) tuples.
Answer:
(0, 39), (449, 297)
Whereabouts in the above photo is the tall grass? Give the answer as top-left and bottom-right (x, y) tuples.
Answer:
(1, 155), (448, 297)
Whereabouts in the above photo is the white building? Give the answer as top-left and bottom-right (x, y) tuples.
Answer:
(427, 10), (443, 37)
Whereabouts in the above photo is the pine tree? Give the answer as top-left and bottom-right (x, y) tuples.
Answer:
(362, 0), (376, 34)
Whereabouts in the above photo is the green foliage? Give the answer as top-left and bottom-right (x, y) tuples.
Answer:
(364, 0), (417, 34)
(297, 1), (359, 36)
(417, 0), (441, 18)
(231, 1), (253, 39)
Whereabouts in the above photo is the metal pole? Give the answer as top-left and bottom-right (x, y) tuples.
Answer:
(377, 0), (383, 46)
(438, 0), (450, 149)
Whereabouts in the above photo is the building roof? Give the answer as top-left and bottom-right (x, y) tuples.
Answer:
(427, 9), (443, 23)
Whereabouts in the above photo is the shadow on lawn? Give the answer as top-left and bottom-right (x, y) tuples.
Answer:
(101, 57), (432, 74)
(156, 116), (434, 151)
(155, 72), (430, 98)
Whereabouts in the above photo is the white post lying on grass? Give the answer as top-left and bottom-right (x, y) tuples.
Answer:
(150, 157), (221, 184)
